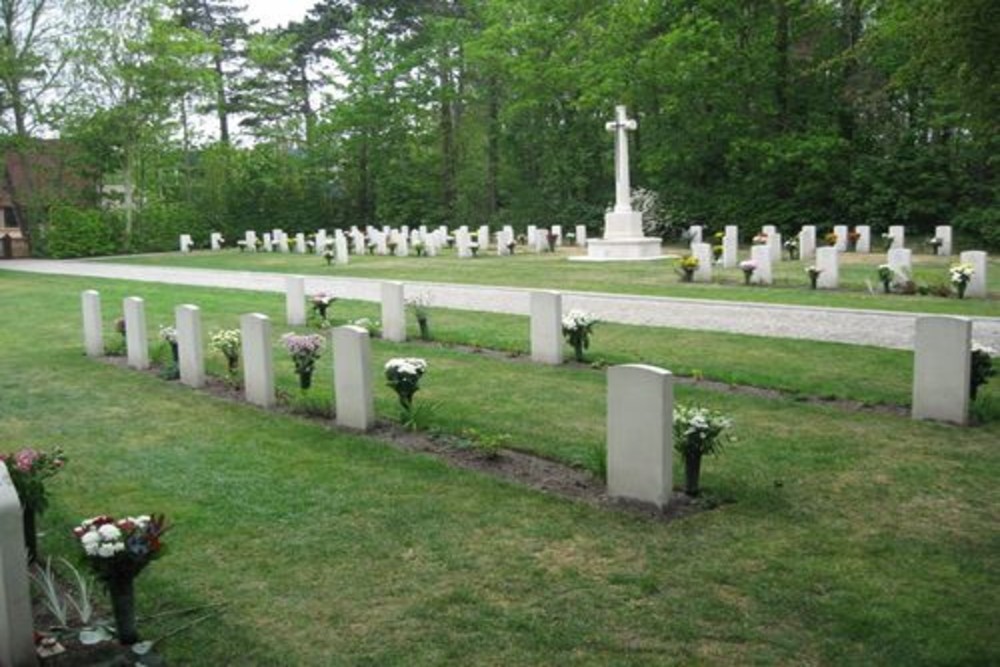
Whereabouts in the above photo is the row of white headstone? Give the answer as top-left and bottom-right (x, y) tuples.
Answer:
(687, 224), (962, 264)
(182, 224), (592, 258)
(685, 239), (990, 296)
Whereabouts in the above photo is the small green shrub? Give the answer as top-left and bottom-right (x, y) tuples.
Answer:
(43, 206), (120, 258)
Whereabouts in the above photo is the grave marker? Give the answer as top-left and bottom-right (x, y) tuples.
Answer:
(334, 325), (375, 431)
(912, 316), (970, 425)
(691, 242), (713, 282)
(959, 250), (987, 298)
(606, 364), (674, 509)
(799, 225), (816, 260)
(381, 281), (406, 342)
(0, 465), (36, 667)
(750, 245), (773, 285)
(286, 276), (306, 326)
(815, 247), (839, 289)
(176, 304), (205, 389)
(530, 291), (563, 365)
(722, 225), (738, 269)
(934, 225), (953, 256)
(81, 290), (104, 357)
(123, 296), (149, 370)
(241, 313), (275, 408)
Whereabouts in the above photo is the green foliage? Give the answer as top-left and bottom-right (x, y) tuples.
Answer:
(43, 206), (121, 259)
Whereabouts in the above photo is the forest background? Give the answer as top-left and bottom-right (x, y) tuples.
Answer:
(1, 0), (997, 257)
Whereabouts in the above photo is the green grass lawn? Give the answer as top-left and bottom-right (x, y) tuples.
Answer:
(99, 243), (1000, 317)
(2, 271), (998, 665)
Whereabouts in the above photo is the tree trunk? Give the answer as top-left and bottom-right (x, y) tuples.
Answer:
(213, 51), (230, 144)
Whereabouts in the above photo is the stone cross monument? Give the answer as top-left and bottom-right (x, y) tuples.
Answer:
(577, 105), (662, 261)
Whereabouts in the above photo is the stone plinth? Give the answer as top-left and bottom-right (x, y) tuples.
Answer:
(176, 305), (205, 389)
(241, 313), (275, 408)
(81, 290), (104, 357)
(912, 316), (970, 425)
(606, 364), (674, 509)
(334, 325), (375, 431)
(123, 297), (149, 370)
(530, 291), (563, 365)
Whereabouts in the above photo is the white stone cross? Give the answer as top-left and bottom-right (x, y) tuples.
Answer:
(606, 105), (637, 213)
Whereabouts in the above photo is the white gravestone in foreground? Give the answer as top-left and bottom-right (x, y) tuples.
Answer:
(959, 251), (987, 298)
(0, 465), (37, 667)
(912, 316), (971, 425)
(123, 296), (149, 370)
(334, 325), (375, 431)
(176, 304), (205, 389)
(381, 281), (406, 343)
(286, 276), (306, 326)
(815, 247), (839, 289)
(530, 291), (563, 365)
(606, 364), (674, 509)
(81, 290), (104, 357)
(581, 106), (661, 261)
(241, 313), (275, 408)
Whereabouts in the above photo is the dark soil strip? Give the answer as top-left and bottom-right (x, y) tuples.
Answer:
(102, 357), (717, 523)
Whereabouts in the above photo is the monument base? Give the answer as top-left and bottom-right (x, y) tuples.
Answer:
(570, 237), (668, 262)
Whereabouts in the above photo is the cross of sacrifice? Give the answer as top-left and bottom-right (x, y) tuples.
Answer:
(605, 105), (637, 213)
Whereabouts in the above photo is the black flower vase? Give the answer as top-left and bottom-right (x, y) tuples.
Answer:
(109, 576), (140, 645)
(573, 341), (585, 362)
(882, 280), (891, 294)
(170, 342), (179, 365)
(298, 371), (313, 390)
(22, 503), (38, 563)
(958, 283), (967, 300)
(684, 453), (703, 497)
(417, 316), (430, 341)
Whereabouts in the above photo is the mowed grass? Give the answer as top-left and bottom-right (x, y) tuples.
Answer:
(101, 243), (1000, 317)
(1, 270), (998, 665)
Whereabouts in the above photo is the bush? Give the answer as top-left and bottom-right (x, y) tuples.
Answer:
(43, 206), (121, 258)
(128, 202), (208, 253)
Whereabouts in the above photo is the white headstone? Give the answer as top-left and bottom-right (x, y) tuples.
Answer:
(478, 225), (491, 249)
(833, 225), (848, 252)
(123, 296), (149, 370)
(606, 364), (674, 509)
(333, 325), (375, 431)
(179, 234), (193, 253)
(769, 232), (782, 262)
(210, 232), (223, 251)
(575, 225), (587, 247)
(294, 233), (307, 254)
(688, 225), (703, 245)
(336, 235), (349, 265)
(722, 225), (738, 268)
(691, 243), (713, 282)
(0, 466), (36, 667)
(912, 316), (971, 425)
(381, 281), (406, 342)
(750, 245), (773, 285)
(530, 291), (563, 365)
(888, 248), (912, 276)
(175, 304), (205, 389)
(244, 230), (257, 251)
(286, 276), (306, 326)
(315, 230), (328, 256)
(799, 225), (816, 260)
(934, 225), (953, 256)
(261, 233), (273, 252)
(241, 313), (275, 408)
(276, 234), (289, 253)
(815, 247), (839, 289)
(888, 225), (905, 250)
(81, 289), (104, 358)
(855, 225), (871, 253)
(959, 251), (987, 298)
(551, 225), (562, 247)
(762, 225), (776, 237)
(527, 225), (538, 246)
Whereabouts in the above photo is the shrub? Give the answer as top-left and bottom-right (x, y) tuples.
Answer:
(43, 206), (121, 258)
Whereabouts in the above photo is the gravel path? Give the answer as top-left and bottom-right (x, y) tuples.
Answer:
(4, 259), (999, 350)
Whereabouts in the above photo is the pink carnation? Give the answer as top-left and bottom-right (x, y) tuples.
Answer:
(14, 448), (39, 472)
